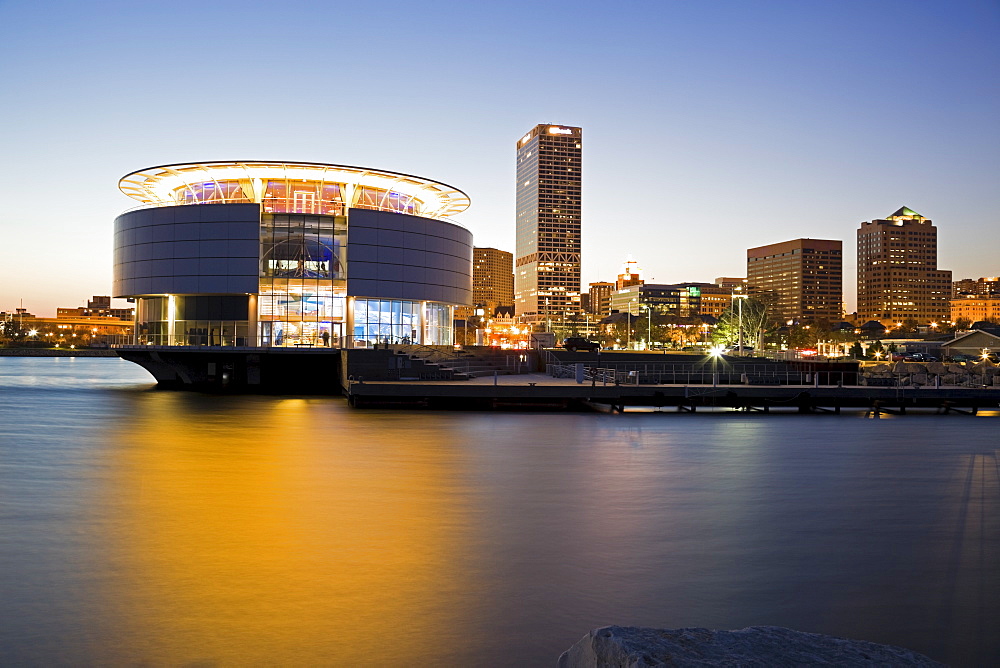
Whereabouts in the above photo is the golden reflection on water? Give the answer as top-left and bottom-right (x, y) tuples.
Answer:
(100, 393), (474, 665)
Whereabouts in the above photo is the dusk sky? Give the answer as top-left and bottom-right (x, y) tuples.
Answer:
(1, 0), (997, 315)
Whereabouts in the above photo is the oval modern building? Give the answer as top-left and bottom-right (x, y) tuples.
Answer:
(114, 161), (472, 351)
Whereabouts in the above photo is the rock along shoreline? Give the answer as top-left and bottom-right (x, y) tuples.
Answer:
(558, 626), (944, 667)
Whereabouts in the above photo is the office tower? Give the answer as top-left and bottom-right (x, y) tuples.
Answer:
(588, 281), (615, 316)
(456, 247), (514, 319)
(514, 124), (582, 327)
(747, 238), (843, 323)
(857, 207), (952, 324)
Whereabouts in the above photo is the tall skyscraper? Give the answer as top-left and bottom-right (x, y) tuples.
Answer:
(747, 238), (843, 323)
(857, 207), (952, 324)
(455, 247), (514, 319)
(514, 124), (582, 327)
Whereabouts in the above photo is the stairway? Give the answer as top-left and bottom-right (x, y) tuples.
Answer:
(390, 345), (527, 379)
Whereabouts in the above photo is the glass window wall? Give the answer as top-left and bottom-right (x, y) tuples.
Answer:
(352, 299), (421, 346)
(167, 177), (423, 217)
(258, 213), (347, 347)
(135, 295), (250, 346)
(424, 302), (453, 345)
(350, 299), (452, 347)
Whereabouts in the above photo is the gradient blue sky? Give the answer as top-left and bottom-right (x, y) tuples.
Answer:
(2, 0), (997, 315)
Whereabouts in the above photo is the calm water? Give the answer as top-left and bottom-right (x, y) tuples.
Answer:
(1, 358), (998, 666)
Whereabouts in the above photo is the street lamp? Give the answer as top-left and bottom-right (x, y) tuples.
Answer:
(645, 304), (652, 350)
(732, 293), (749, 356)
(474, 306), (485, 346)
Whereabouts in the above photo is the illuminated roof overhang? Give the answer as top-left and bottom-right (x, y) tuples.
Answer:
(119, 161), (471, 220)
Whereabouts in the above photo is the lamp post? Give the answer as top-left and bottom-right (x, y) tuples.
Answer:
(474, 305), (485, 346)
(646, 304), (652, 350)
(733, 293), (749, 356)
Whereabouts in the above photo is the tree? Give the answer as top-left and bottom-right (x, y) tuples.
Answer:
(0, 315), (23, 344)
(712, 296), (774, 350)
(849, 341), (865, 359)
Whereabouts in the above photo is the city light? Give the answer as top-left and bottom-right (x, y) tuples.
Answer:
(708, 344), (726, 358)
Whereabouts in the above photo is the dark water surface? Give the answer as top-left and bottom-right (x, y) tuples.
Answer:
(1, 357), (998, 666)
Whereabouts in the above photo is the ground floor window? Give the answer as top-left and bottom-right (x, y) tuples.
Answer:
(135, 296), (251, 346)
(134, 293), (454, 348)
(258, 279), (346, 347)
(351, 299), (453, 346)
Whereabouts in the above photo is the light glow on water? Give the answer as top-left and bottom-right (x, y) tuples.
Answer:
(1, 358), (998, 665)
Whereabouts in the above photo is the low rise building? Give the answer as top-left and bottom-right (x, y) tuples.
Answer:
(951, 295), (1000, 324)
(941, 327), (1000, 359)
(609, 282), (727, 320)
(1, 297), (134, 346)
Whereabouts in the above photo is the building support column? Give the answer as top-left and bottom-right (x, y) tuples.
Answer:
(247, 293), (258, 347)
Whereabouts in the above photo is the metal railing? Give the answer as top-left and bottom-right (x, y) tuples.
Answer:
(545, 361), (999, 389)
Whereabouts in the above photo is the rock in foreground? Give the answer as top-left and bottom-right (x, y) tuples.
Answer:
(558, 625), (943, 667)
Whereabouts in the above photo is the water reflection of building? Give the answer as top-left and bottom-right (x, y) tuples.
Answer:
(114, 161), (472, 348)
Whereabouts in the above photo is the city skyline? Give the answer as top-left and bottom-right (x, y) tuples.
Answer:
(1, 1), (998, 315)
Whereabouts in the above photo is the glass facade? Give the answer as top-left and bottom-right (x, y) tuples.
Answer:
(423, 302), (453, 345)
(351, 299), (453, 347)
(353, 299), (422, 345)
(136, 296), (250, 346)
(171, 178), (421, 217)
(259, 213), (347, 347)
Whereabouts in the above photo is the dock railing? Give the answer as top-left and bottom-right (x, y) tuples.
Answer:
(546, 361), (1000, 388)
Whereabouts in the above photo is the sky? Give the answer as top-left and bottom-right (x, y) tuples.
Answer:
(1, 0), (997, 316)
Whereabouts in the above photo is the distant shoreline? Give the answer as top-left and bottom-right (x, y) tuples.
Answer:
(0, 348), (118, 357)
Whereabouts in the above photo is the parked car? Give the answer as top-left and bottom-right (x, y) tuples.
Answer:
(562, 337), (601, 352)
(948, 354), (978, 363)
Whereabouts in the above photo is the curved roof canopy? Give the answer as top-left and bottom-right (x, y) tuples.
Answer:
(119, 161), (470, 220)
